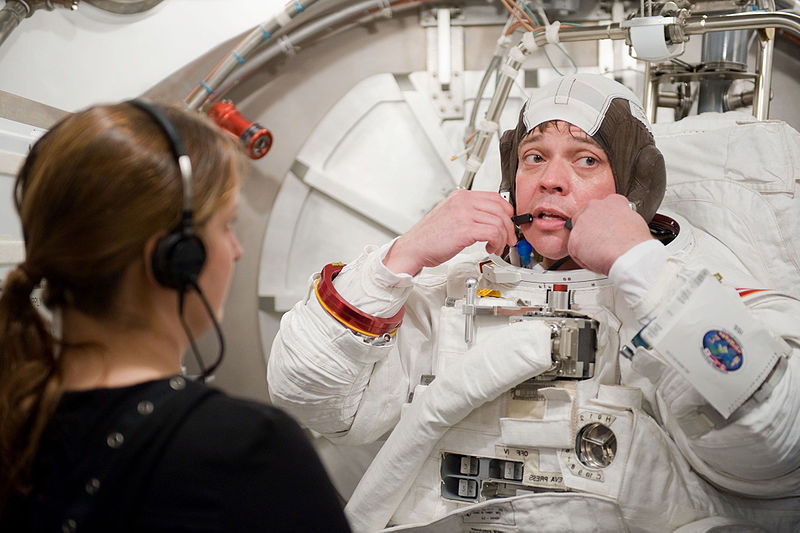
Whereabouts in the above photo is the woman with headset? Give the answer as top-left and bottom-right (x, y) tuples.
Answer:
(0, 101), (351, 532)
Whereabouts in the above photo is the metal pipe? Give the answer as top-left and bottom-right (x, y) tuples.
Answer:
(724, 88), (754, 109)
(459, 33), (537, 190)
(208, 1), (424, 109)
(681, 10), (799, 36)
(754, 31), (775, 118)
(642, 60), (658, 123)
(0, 0), (29, 49)
(185, 0), (322, 110)
(697, 29), (751, 113)
(538, 11), (800, 47)
(657, 91), (682, 107)
(0, 0), (79, 50)
(751, 0), (777, 118)
(546, 23), (628, 45)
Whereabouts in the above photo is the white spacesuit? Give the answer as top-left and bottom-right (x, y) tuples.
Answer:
(268, 74), (800, 532)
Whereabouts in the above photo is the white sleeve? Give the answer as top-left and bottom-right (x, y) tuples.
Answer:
(267, 242), (429, 445)
(675, 290), (800, 493)
(608, 238), (668, 308)
(620, 253), (800, 495)
(333, 239), (414, 316)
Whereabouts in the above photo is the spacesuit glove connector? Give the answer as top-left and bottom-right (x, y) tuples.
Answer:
(315, 262), (404, 341)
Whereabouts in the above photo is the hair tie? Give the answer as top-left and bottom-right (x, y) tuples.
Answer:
(18, 262), (43, 289)
(4, 263), (42, 316)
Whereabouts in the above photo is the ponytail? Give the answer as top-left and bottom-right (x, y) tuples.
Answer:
(0, 264), (61, 506)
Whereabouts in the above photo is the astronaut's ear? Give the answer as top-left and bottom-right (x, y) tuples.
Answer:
(628, 144), (666, 223)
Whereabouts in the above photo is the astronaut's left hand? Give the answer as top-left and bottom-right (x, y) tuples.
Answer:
(568, 194), (653, 275)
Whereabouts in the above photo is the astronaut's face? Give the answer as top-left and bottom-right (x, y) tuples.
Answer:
(515, 121), (615, 267)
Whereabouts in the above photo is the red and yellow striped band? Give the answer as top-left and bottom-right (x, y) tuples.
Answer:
(314, 263), (404, 337)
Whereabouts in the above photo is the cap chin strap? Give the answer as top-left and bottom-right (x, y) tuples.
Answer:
(545, 256), (572, 271)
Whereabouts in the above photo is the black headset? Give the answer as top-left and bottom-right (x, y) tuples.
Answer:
(127, 99), (207, 291)
(127, 99), (224, 382)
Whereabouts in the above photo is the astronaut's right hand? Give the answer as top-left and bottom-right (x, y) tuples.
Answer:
(383, 189), (516, 276)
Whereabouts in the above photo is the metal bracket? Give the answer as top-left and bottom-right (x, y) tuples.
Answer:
(463, 277), (477, 344)
(425, 7), (464, 119)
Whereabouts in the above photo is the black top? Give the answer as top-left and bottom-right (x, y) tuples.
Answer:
(0, 376), (351, 533)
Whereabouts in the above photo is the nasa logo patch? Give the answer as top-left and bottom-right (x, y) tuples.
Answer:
(702, 330), (743, 372)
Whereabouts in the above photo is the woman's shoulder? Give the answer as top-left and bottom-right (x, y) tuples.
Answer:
(137, 381), (351, 532)
(149, 379), (329, 492)
(180, 380), (307, 445)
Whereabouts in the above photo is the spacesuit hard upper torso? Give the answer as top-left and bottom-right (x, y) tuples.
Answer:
(267, 211), (800, 533)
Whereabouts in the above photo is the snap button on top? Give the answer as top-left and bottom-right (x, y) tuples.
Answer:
(137, 400), (154, 415)
(106, 432), (124, 448)
(85, 478), (101, 495)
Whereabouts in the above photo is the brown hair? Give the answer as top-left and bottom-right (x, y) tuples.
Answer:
(0, 102), (246, 504)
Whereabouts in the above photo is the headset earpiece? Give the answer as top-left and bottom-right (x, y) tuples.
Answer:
(151, 231), (206, 290)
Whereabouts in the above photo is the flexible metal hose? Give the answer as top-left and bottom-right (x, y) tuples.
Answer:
(0, 0), (29, 49)
(184, 0), (323, 110)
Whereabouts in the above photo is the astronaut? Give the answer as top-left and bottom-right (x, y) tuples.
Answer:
(268, 73), (800, 532)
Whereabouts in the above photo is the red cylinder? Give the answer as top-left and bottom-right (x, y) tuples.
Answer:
(208, 101), (273, 160)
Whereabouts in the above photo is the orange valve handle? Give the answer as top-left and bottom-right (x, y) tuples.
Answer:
(208, 101), (273, 160)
